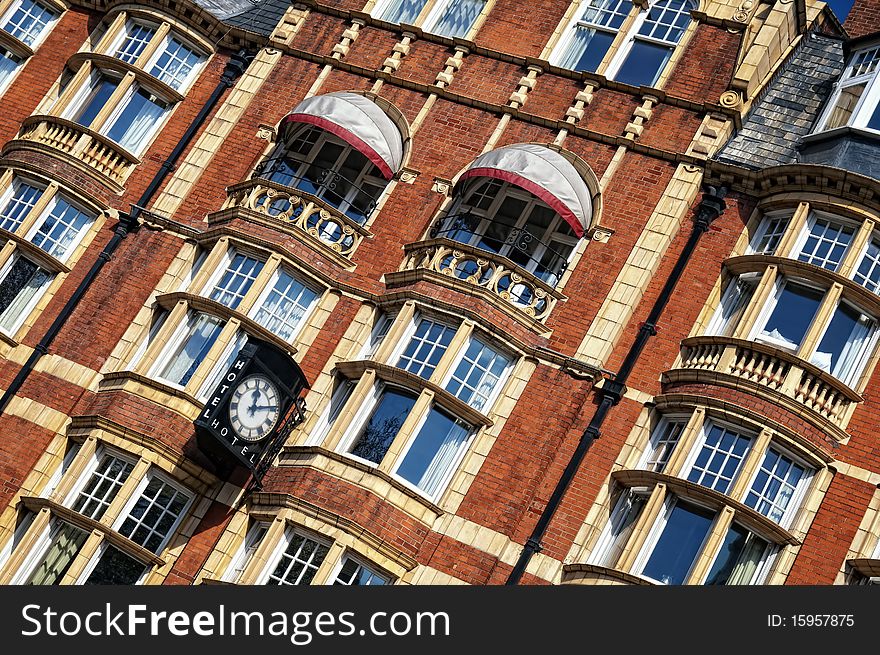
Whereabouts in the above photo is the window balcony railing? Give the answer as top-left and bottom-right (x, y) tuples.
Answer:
(7, 115), (139, 189)
(429, 212), (570, 287)
(663, 336), (862, 433)
(390, 237), (564, 323)
(221, 178), (371, 260)
(252, 160), (380, 225)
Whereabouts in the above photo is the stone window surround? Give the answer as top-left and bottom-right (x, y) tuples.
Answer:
(694, 199), (880, 399)
(121, 235), (327, 406)
(545, 0), (700, 91)
(0, 167), (107, 346)
(570, 401), (832, 586)
(0, 434), (204, 586)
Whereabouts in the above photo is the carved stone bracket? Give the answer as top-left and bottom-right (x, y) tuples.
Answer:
(256, 124), (277, 142)
(588, 226), (614, 243)
(398, 167), (419, 184)
(432, 177), (452, 195)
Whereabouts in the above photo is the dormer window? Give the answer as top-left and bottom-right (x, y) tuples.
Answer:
(815, 43), (880, 133)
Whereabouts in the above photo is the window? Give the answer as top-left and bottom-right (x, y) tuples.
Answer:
(748, 214), (789, 256)
(67, 72), (170, 154)
(551, 0), (695, 87)
(639, 499), (714, 585)
(809, 300), (875, 384)
(265, 530), (329, 585)
(223, 521), (270, 583)
(794, 215), (854, 272)
(705, 275), (759, 338)
(53, 17), (205, 156)
(332, 556), (390, 585)
(373, 0), (486, 38)
(816, 44), (880, 133)
(138, 242), (321, 399)
(327, 312), (513, 502)
(396, 318), (456, 379)
(13, 449), (193, 585)
(684, 423), (751, 495)
(640, 417), (685, 473)
(261, 125), (386, 225)
(0, 46), (22, 92)
(206, 251), (264, 310)
(1, 0), (57, 47)
(704, 523), (773, 585)
(439, 177), (578, 288)
(0, 176), (97, 336)
(754, 280), (823, 351)
(744, 447), (808, 523)
(589, 488), (648, 567)
(554, 0), (629, 72)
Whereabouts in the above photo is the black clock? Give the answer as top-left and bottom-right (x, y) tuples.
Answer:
(194, 338), (310, 476)
(228, 373), (282, 441)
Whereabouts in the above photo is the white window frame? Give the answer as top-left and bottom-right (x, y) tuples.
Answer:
(808, 297), (879, 386)
(439, 333), (513, 411)
(257, 526), (332, 585)
(246, 265), (321, 343)
(549, 0), (632, 72)
(637, 414), (688, 473)
(0, 253), (54, 336)
(790, 211), (857, 273)
(328, 552), (392, 585)
(740, 442), (814, 530)
(678, 419), (755, 494)
(701, 522), (777, 585)
(222, 520), (271, 583)
(0, 0), (59, 49)
(749, 277), (824, 352)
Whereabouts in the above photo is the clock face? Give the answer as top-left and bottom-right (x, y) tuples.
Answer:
(228, 374), (281, 442)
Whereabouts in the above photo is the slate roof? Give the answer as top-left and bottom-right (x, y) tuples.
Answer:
(194, 0), (292, 35)
(715, 30), (845, 169)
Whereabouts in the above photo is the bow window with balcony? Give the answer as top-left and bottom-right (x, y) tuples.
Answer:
(371, 0), (488, 39)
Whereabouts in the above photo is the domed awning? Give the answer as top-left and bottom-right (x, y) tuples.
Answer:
(280, 92), (404, 180)
(456, 144), (593, 237)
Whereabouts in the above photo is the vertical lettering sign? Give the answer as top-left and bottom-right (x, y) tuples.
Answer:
(194, 339), (309, 473)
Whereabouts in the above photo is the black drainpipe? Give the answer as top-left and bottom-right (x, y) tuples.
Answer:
(0, 49), (254, 415)
(505, 184), (728, 585)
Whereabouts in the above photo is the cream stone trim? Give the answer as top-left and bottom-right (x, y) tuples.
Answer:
(836, 486), (880, 583)
(575, 163), (704, 367)
(685, 504), (734, 584)
(150, 47), (283, 219)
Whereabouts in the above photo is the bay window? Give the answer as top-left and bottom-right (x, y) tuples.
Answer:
(0, 174), (98, 338)
(315, 308), (514, 503)
(702, 206), (880, 390)
(10, 446), (193, 585)
(134, 240), (322, 401)
(585, 409), (818, 584)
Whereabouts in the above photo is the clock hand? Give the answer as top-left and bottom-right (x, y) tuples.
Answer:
(248, 388), (261, 416)
(250, 404), (277, 412)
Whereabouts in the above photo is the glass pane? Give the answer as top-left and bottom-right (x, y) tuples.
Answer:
(686, 423), (751, 494)
(641, 502), (714, 585)
(397, 319), (456, 379)
(750, 215), (789, 255)
(156, 313), (224, 386)
(114, 23), (156, 64)
(0, 256), (50, 333)
(704, 524), (769, 585)
(252, 269), (318, 342)
(208, 252), (264, 310)
(644, 420), (684, 472)
(614, 40), (673, 87)
(797, 217), (853, 271)
(758, 282), (823, 350)
(26, 522), (87, 585)
(105, 87), (167, 153)
(825, 83), (866, 130)
(71, 76), (119, 128)
(267, 534), (329, 585)
(427, 0), (485, 38)
(349, 388), (417, 464)
(72, 454), (135, 521)
(2, 0), (57, 46)
(29, 196), (93, 260)
(377, 0), (428, 24)
(395, 408), (470, 497)
(811, 302), (874, 381)
(333, 557), (389, 585)
(149, 37), (202, 90)
(855, 239), (880, 293)
(638, 0), (693, 43)
(84, 546), (146, 584)
(595, 490), (647, 568)
(744, 448), (807, 523)
(445, 338), (510, 410)
(0, 179), (43, 233)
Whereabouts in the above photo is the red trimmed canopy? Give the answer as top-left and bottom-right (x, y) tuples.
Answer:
(280, 92), (404, 180)
(456, 144), (594, 237)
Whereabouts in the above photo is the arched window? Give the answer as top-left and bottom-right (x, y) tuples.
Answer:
(257, 92), (406, 225)
(435, 143), (594, 288)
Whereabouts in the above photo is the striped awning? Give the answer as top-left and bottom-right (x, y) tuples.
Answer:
(280, 92), (404, 180)
(456, 143), (593, 237)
